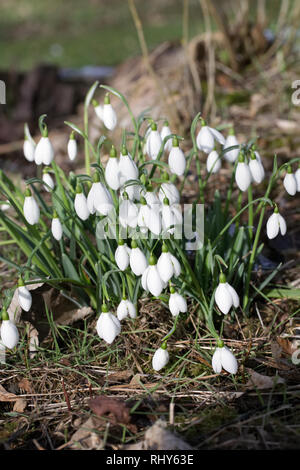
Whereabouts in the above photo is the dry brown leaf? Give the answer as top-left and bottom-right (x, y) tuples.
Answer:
(0, 384), (18, 402)
(276, 336), (298, 356)
(13, 398), (27, 413)
(107, 370), (133, 383)
(68, 417), (103, 450)
(18, 378), (32, 393)
(245, 369), (285, 390)
(88, 396), (130, 425)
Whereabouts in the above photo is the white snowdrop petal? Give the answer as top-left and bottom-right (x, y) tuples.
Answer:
(212, 348), (222, 374)
(105, 158), (121, 190)
(249, 159), (264, 184)
(235, 162), (252, 191)
(67, 139), (77, 161)
(224, 135), (239, 163)
(215, 283), (233, 315)
(225, 283), (239, 308)
(220, 346), (238, 374)
(18, 286), (32, 312)
(159, 183), (180, 205)
(51, 217), (63, 241)
(74, 193), (89, 221)
(94, 104), (103, 121)
(168, 147), (186, 176)
(117, 301), (128, 321)
(23, 196), (40, 225)
(152, 348), (169, 371)
(169, 294), (180, 316)
(42, 173), (54, 192)
(196, 127), (215, 153)
(96, 313), (120, 344)
(283, 173), (297, 196)
(266, 213), (279, 239)
(23, 140), (35, 162)
(103, 103), (117, 131)
(93, 183), (114, 216)
(115, 245), (130, 271)
(160, 125), (173, 152)
(147, 265), (164, 296)
(147, 207), (161, 236)
(207, 150), (221, 173)
(157, 253), (174, 283)
(208, 127), (225, 145)
(0, 321), (19, 349)
(146, 130), (162, 160)
(170, 254), (181, 277)
(295, 168), (300, 192)
(130, 248), (148, 276)
(278, 214), (287, 236)
(119, 154), (138, 184)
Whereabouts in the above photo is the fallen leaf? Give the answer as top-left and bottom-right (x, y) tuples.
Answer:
(0, 384), (18, 402)
(68, 417), (103, 450)
(245, 369), (285, 390)
(276, 336), (299, 356)
(18, 378), (32, 393)
(13, 398), (27, 413)
(88, 396), (130, 425)
(107, 370), (133, 383)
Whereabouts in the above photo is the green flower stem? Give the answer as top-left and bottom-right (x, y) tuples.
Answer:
(248, 185), (253, 241)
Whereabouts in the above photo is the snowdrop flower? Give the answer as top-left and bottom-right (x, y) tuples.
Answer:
(23, 188), (40, 225)
(152, 342), (169, 371)
(223, 129), (239, 163)
(158, 178), (180, 206)
(102, 93), (117, 131)
(206, 149), (221, 174)
(235, 153), (252, 191)
(119, 145), (139, 185)
(119, 193), (139, 229)
(212, 341), (238, 375)
(142, 254), (165, 296)
(146, 122), (162, 160)
(168, 136), (186, 176)
(42, 170), (55, 192)
(137, 197), (151, 234)
(92, 99), (104, 121)
(266, 206), (287, 239)
(17, 278), (32, 312)
(295, 165), (300, 192)
(74, 184), (89, 221)
(129, 240), (148, 276)
(249, 150), (265, 184)
(157, 244), (181, 283)
(161, 198), (182, 235)
(0, 309), (19, 349)
(87, 173), (114, 216)
(169, 287), (187, 317)
(215, 273), (239, 315)
(105, 145), (121, 190)
(283, 166), (297, 196)
(0, 201), (10, 212)
(196, 118), (225, 153)
(96, 304), (121, 344)
(23, 136), (35, 162)
(34, 128), (54, 165)
(138, 196), (161, 236)
(67, 132), (77, 162)
(160, 121), (173, 152)
(51, 211), (63, 241)
(115, 239), (131, 271)
(117, 297), (136, 321)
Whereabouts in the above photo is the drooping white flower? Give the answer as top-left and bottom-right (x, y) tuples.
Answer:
(160, 121), (173, 153)
(23, 137), (36, 162)
(196, 119), (225, 153)
(92, 99), (104, 121)
(215, 273), (239, 315)
(67, 132), (77, 162)
(87, 174), (114, 216)
(142, 188), (160, 209)
(0, 309), (19, 349)
(235, 153), (252, 191)
(158, 180), (180, 206)
(115, 240), (131, 271)
(17, 279), (32, 312)
(105, 145), (121, 190)
(206, 149), (221, 174)
(137, 197), (161, 236)
(212, 342), (238, 374)
(119, 145), (139, 186)
(161, 198), (182, 235)
(129, 240), (148, 276)
(117, 298), (136, 321)
(119, 194), (139, 229)
(51, 214), (63, 241)
(223, 130), (239, 163)
(249, 151), (265, 184)
(283, 166), (297, 196)
(152, 344), (169, 371)
(168, 137), (186, 176)
(146, 122), (162, 160)
(169, 287), (187, 317)
(137, 198), (151, 234)
(102, 94), (117, 131)
(74, 185), (89, 221)
(157, 245), (181, 283)
(42, 171), (55, 192)
(142, 255), (165, 297)
(35, 134), (54, 165)
(23, 188), (40, 225)
(295, 166), (300, 192)
(266, 207), (287, 239)
(96, 305), (121, 344)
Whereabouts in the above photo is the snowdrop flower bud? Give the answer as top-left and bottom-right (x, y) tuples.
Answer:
(158, 175), (180, 205)
(206, 149), (221, 174)
(129, 240), (148, 276)
(117, 297), (136, 321)
(142, 254), (165, 297)
(223, 129), (239, 163)
(102, 93), (117, 131)
(96, 304), (121, 344)
(146, 122), (162, 160)
(157, 244), (181, 283)
(295, 164), (300, 192)
(17, 278), (32, 312)
(23, 136), (35, 162)
(160, 121), (173, 152)
(266, 206), (287, 239)
(35, 127), (54, 165)
(115, 239), (131, 271)
(51, 211), (63, 241)
(235, 152), (252, 191)
(169, 287), (187, 317)
(119, 192), (139, 229)
(196, 118), (225, 153)
(249, 150), (265, 184)
(168, 136), (186, 176)
(283, 166), (297, 196)
(161, 198), (182, 235)
(119, 145), (139, 185)
(215, 273), (239, 315)
(212, 341), (238, 375)
(152, 342), (169, 371)
(92, 99), (104, 121)
(0, 309), (19, 349)
(87, 173), (113, 216)
(105, 145), (121, 190)
(67, 132), (77, 162)
(23, 188), (40, 225)
(74, 184), (89, 221)
(42, 170), (55, 192)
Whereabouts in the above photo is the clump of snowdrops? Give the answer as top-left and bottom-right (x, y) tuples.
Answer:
(0, 82), (299, 375)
